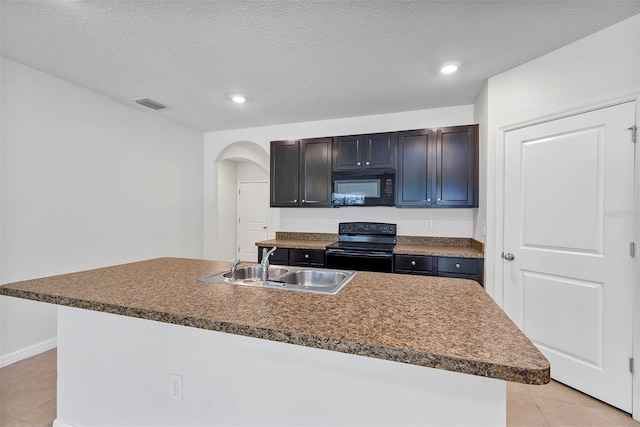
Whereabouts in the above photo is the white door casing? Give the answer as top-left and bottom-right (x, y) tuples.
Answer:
(503, 102), (635, 412)
(237, 181), (268, 262)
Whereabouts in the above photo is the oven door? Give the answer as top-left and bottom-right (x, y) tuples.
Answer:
(326, 249), (393, 273)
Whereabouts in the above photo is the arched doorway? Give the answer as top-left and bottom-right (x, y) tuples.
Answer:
(214, 141), (269, 261)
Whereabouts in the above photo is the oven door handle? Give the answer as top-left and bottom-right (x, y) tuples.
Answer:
(326, 250), (393, 258)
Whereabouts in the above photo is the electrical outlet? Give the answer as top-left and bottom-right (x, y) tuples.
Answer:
(425, 220), (433, 230)
(169, 374), (183, 401)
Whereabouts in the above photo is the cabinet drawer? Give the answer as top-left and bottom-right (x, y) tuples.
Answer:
(289, 249), (325, 265)
(258, 247), (289, 264)
(437, 257), (478, 275)
(438, 272), (481, 284)
(394, 255), (434, 273)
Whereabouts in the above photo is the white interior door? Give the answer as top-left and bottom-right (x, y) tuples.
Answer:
(237, 181), (268, 262)
(503, 102), (636, 412)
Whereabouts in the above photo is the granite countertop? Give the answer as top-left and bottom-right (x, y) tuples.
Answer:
(256, 232), (484, 258)
(0, 257), (548, 385)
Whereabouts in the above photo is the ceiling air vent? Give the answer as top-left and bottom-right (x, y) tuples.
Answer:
(134, 97), (167, 110)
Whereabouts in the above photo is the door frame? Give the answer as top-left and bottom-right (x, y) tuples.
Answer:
(492, 93), (639, 420)
(236, 180), (269, 261)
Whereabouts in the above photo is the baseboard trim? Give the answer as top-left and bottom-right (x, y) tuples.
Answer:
(53, 419), (77, 427)
(0, 337), (57, 368)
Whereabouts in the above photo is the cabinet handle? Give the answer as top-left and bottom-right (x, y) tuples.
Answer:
(301, 199), (305, 203)
(411, 260), (416, 266)
(426, 198), (431, 202)
(357, 162), (361, 166)
(455, 263), (461, 269)
(293, 199), (297, 203)
(438, 198), (442, 201)
(365, 161), (370, 165)
(305, 254), (309, 259)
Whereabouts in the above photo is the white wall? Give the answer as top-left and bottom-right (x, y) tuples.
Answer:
(0, 58), (204, 364)
(484, 14), (639, 304)
(203, 106), (476, 260)
(57, 305), (506, 426)
(473, 82), (489, 244)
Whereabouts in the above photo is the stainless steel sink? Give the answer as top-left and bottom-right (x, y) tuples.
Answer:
(279, 270), (352, 288)
(199, 265), (289, 284)
(198, 265), (356, 295)
(224, 265), (289, 281)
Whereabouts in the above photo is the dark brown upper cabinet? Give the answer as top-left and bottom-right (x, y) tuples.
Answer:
(397, 125), (478, 208)
(270, 140), (299, 207)
(333, 132), (396, 171)
(396, 129), (436, 207)
(270, 138), (332, 207)
(435, 125), (478, 207)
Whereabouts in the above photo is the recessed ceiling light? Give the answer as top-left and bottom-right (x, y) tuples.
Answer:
(232, 95), (246, 103)
(440, 64), (459, 74)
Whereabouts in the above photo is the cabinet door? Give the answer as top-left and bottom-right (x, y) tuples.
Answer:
(333, 135), (362, 171)
(363, 132), (396, 169)
(299, 138), (332, 206)
(270, 140), (299, 207)
(435, 125), (478, 207)
(396, 129), (436, 207)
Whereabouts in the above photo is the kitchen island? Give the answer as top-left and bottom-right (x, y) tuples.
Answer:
(0, 257), (549, 426)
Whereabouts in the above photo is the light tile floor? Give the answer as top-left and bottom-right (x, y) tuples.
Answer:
(1, 348), (639, 426)
(508, 380), (639, 427)
(0, 349), (56, 427)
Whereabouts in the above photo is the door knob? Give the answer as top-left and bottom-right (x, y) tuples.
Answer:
(502, 252), (515, 261)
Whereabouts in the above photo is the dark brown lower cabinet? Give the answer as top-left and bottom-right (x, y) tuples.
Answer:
(258, 247), (325, 267)
(257, 247), (289, 264)
(394, 254), (484, 287)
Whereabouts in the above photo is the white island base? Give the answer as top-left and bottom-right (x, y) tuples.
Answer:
(54, 306), (506, 426)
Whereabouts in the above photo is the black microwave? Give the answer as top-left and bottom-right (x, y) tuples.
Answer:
(331, 170), (395, 207)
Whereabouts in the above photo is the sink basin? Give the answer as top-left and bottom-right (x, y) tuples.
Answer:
(198, 265), (356, 295)
(279, 270), (351, 288)
(223, 265), (289, 281)
(199, 265), (289, 284)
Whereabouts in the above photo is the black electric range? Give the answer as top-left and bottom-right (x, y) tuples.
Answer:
(325, 222), (397, 273)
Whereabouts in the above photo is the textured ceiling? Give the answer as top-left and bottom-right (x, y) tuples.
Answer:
(1, 0), (639, 132)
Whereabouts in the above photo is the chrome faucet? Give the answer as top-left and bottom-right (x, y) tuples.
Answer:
(230, 258), (241, 281)
(261, 247), (277, 281)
